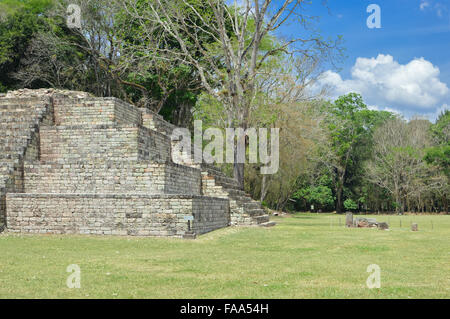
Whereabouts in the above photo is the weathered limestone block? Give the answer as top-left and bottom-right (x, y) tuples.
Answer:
(346, 212), (353, 227)
(377, 222), (389, 230)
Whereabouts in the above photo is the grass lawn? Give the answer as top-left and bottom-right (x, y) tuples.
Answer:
(0, 213), (449, 299)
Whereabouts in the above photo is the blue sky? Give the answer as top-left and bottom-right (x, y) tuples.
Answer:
(280, 0), (450, 121)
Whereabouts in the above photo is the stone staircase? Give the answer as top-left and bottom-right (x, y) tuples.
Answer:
(140, 108), (275, 227)
(0, 96), (54, 230)
(200, 165), (275, 227)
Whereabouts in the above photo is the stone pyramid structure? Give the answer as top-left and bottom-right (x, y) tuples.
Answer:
(0, 89), (274, 237)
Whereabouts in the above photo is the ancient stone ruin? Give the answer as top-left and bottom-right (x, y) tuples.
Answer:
(0, 89), (274, 237)
(345, 213), (389, 230)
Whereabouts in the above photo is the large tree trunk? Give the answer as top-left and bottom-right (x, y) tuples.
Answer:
(234, 162), (245, 190)
(443, 193), (448, 214)
(233, 114), (247, 190)
(394, 192), (403, 215)
(336, 182), (343, 214)
(260, 175), (268, 203)
(335, 169), (345, 214)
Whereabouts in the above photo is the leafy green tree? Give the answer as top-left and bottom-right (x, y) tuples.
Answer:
(317, 93), (391, 213)
(122, 0), (342, 188)
(365, 118), (437, 214)
(294, 185), (335, 212)
(0, 0), (55, 92)
(425, 110), (450, 177)
(0, 0), (216, 126)
(343, 199), (358, 211)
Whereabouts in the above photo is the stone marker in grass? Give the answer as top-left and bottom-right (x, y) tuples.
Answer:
(377, 222), (389, 230)
(346, 213), (353, 227)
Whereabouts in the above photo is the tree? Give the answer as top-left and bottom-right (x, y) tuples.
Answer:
(0, 0), (54, 92)
(121, 0), (341, 188)
(365, 117), (436, 214)
(294, 185), (335, 212)
(315, 93), (387, 213)
(3, 0), (212, 125)
(424, 110), (450, 213)
(343, 198), (358, 211)
(425, 110), (450, 177)
(194, 53), (329, 210)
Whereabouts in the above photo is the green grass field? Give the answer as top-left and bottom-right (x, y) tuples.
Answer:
(0, 213), (449, 299)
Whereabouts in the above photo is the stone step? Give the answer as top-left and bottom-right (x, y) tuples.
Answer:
(200, 165), (271, 227)
(202, 184), (227, 194)
(0, 147), (26, 157)
(230, 195), (253, 204)
(0, 97), (50, 106)
(0, 130), (32, 138)
(204, 179), (239, 190)
(215, 180), (240, 190)
(0, 122), (38, 131)
(201, 164), (227, 177)
(253, 214), (270, 224)
(140, 108), (175, 136)
(0, 141), (26, 150)
(0, 158), (19, 166)
(245, 208), (266, 216)
(0, 164), (14, 173)
(0, 107), (46, 115)
(209, 174), (239, 186)
(259, 221), (276, 227)
(230, 195), (254, 204)
(243, 201), (261, 210)
(0, 152), (23, 160)
(0, 116), (41, 124)
(223, 188), (249, 197)
(182, 232), (197, 239)
(200, 165), (240, 186)
(0, 104), (47, 117)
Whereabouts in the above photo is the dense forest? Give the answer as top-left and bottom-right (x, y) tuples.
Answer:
(0, 0), (448, 214)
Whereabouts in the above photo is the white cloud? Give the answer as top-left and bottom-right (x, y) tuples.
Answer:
(316, 54), (450, 118)
(419, 0), (449, 18)
(420, 1), (430, 11)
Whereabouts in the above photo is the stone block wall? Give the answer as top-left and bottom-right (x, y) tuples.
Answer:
(137, 126), (172, 163)
(0, 95), (54, 230)
(140, 108), (176, 136)
(40, 125), (141, 162)
(6, 194), (229, 237)
(54, 97), (141, 126)
(192, 197), (230, 234)
(0, 193), (5, 230)
(23, 162), (201, 195)
(40, 125), (172, 163)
